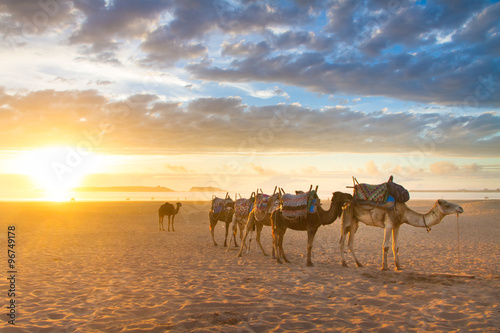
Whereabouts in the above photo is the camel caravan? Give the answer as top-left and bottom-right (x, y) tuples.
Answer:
(159, 175), (464, 270)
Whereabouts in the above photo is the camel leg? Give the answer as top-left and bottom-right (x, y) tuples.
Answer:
(171, 215), (175, 232)
(340, 206), (353, 267)
(159, 216), (164, 231)
(340, 228), (348, 267)
(347, 222), (363, 267)
(392, 225), (402, 270)
(237, 216), (254, 257)
(238, 220), (245, 246)
(210, 217), (218, 246)
(382, 226), (393, 271)
(223, 221), (230, 247)
(306, 227), (319, 267)
(279, 228), (290, 263)
(255, 224), (268, 256)
(227, 215), (239, 251)
(273, 229), (283, 264)
(232, 219), (239, 247)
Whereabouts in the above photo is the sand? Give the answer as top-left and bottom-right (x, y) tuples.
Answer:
(0, 199), (498, 332)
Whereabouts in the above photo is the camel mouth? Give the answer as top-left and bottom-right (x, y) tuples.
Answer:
(456, 206), (464, 214)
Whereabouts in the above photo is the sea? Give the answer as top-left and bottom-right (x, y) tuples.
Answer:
(1, 190), (499, 202)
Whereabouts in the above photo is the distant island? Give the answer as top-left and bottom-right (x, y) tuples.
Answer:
(189, 186), (225, 192)
(74, 186), (175, 192)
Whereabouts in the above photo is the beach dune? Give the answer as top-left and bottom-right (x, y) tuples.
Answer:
(0, 200), (498, 332)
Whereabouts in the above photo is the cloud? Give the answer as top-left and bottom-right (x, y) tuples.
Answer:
(430, 161), (459, 175)
(165, 164), (189, 173)
(1, 88), (499, 157)
(365, 161), (380, 176)
(2, 1), (498, 106)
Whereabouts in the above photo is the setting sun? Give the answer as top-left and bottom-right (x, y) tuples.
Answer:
(15, 147), (99, 201)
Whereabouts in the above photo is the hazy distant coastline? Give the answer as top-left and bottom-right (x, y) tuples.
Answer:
(74, 186), (175, 192)
(72, 186), (225, 193)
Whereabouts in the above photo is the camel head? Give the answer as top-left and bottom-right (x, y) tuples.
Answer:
(436, 199), (464, 215)
(331, 191), (353, 207)
(176, 202), (182, 207)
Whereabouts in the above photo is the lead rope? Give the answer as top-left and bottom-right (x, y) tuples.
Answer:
(457, 213), (461, 273)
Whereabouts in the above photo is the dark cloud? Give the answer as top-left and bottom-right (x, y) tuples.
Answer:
(0, 0), (74, 32)
(1, 0), (498, 105)
(1, 89), (498, 156)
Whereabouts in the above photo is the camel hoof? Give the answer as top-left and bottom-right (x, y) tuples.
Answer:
(277, 259), (283, 264)
(307, 262), (314, 267)
(342, 262), (348, 267)
(284, 259), (291, 264)
(381, 267), (389, 271)
(356, 262), (364, 268)
(395, 267), (403, 271)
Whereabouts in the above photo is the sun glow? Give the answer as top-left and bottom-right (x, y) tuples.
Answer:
(15, 147), (100, 201)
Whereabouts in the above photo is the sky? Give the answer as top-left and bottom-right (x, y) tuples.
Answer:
(0, 0), (499, 199)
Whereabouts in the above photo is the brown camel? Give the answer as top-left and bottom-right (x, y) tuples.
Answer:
(209, 194), (235, 247)
(158, 202), (182, 231)
(272, 191), (353, 266)
(227, 194), (255, 250)
(237, 190), (281, 258)
(340, 199), (464, 271)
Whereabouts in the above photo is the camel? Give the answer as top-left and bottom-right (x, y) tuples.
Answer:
(209, 194), (235, 247)
(340, 199), (464, 271)
(272, 191), (353, 266)
(158, 202), (182, 231)
(227, 193), (255, 250)
(237, 189), (281, 258)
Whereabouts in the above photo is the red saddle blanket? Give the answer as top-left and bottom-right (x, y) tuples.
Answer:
(234, 198), (252, 219)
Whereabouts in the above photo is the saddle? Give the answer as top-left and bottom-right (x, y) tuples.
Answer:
(211, 193), (234, 215)
(281, 186), (319, 220)
(352, 175), (410, 207)
(234, 195), (255, 220)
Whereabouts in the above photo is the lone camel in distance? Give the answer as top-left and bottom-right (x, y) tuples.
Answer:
(158, 202), (182, 231)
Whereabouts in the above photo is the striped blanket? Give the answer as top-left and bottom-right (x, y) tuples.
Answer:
(281, 191), (319, 219)
(234, 198), (253, 219)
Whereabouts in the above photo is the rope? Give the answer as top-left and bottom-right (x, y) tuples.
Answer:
(457, 213), (461, 273)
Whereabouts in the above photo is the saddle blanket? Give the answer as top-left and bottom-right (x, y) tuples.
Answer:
(255, 194), (270, 213)
(212, 197), (233, 214)
(354, 183), (389, 203)
(234, 198), (252, 219)
(281, 191), (319, 219)
(281, 193), (308, 219)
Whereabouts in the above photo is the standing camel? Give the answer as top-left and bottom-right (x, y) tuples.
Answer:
(209, 194), (235, 247)
(237, 190), (281, 258)
(272, 191), (353, 266)
(340, 199), (464, 271)
(158, 202), (182, 231)
(227, 193), (255, 250)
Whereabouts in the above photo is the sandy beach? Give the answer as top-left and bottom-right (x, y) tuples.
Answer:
(0, 199), (498, 332)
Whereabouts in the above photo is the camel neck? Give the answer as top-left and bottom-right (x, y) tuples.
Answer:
(318, 200), (341, 225)
(402, 202), (444, 228)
